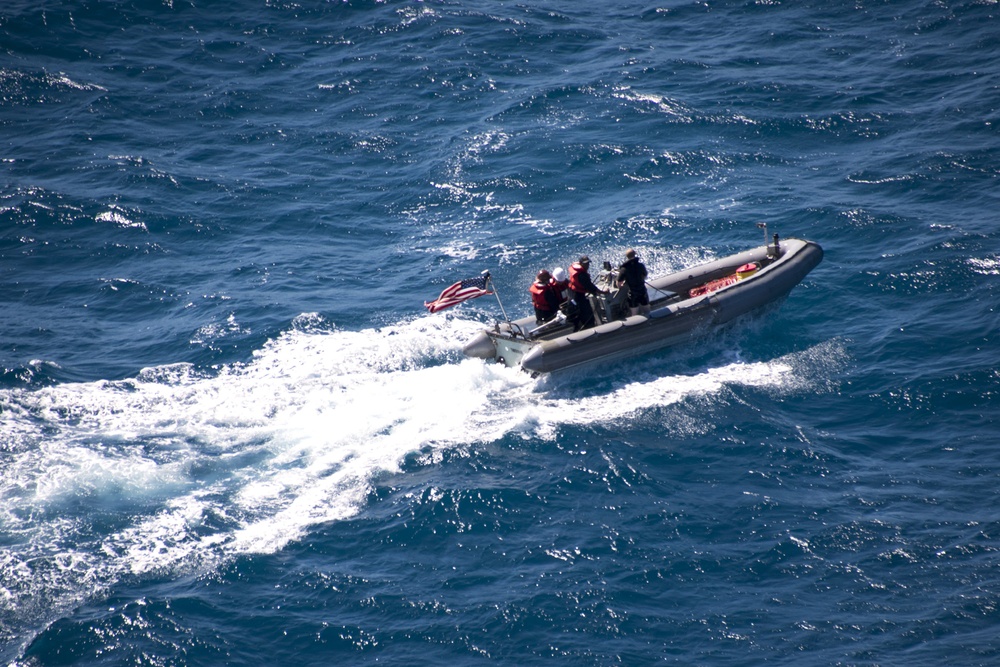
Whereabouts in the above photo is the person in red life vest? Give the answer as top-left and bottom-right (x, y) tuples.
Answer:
(568, 255), (608, 330)
(529, 270), (561, 324)
(549, 266), (580, 330)
(551, 266), (571, 304)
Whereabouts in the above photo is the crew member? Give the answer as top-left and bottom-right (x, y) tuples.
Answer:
(529, 270), (561, 324)
(568, 255), (608, 330)
(551, 267), (571, 305)
(550, 266), (579, 330)
(617, 248), (650, 316)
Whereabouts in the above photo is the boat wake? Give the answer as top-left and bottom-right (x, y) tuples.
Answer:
(0, 314), (846, 652)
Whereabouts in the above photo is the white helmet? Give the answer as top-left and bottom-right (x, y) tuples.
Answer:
(552, 267), (568, 282)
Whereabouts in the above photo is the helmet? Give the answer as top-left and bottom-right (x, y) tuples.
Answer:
(536, 269), (551, 282)
(552, 267), (568, 282)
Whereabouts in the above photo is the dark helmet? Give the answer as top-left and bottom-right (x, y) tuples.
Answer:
(536, 269), (551, 282)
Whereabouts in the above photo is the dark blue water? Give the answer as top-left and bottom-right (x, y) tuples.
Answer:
(3, 1), (999, 664)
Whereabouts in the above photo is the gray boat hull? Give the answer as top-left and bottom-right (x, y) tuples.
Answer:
(463, 238), (823, 374)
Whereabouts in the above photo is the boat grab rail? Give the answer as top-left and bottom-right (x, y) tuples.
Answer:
(494, 320), (531, 340)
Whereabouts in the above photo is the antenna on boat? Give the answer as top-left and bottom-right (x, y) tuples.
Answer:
(482, 270), (513, 326)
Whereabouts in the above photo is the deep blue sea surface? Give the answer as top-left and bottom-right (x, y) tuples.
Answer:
(2, 1), (999, 664)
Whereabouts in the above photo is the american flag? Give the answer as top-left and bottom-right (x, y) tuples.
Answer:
(424, 275), (493, 313)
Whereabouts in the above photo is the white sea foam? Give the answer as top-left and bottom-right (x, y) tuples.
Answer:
(96, 208), (148, 231)
(0, 316), (842, 638)
(968, 256), (1000, 275)
(46, 72), (108, 92)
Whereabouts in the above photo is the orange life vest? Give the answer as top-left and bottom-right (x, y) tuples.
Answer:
(530, 280), (558, 310)
(552, 279), (571, 302)
(568, 263), (584, 293)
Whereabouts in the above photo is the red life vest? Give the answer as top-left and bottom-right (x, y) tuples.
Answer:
(530, 280), (557, 310)
(568, 262), (589, 294)
(552, 279), (570, 302)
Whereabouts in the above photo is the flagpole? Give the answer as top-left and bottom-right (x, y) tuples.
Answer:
(482, 270), (513, 328)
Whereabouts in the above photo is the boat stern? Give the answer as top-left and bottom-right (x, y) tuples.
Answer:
(463, 327), (539, 369)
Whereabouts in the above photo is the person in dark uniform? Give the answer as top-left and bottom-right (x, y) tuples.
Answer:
(617, 248), (650, 316)
(529, 269), (561, 324)
(568, 255), (608, 330)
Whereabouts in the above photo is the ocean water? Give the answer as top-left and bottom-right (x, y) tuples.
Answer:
(2, 0), (999, 664)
